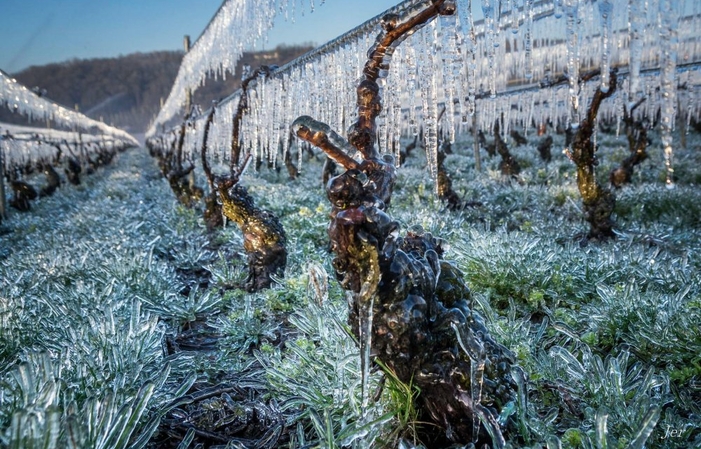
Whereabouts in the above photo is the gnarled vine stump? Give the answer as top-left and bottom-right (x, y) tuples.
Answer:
(567, 71), (618, 241)
(216, 173), (287, 292)
(292, 1), (517, 445)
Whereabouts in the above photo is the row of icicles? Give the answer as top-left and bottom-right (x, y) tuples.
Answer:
(149, 0), (700, 190)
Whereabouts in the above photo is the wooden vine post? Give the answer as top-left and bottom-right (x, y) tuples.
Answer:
(184, 35), (193, 112)
(566, 70), (618, 240)
(292, 1), (518, 446)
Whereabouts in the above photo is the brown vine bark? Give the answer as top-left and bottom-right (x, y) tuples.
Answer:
(436, 140), (479, 210)
(510, 129), (528, 146)
(9, 181), (37, 211)
(216, 156), (287, 292)
(292, 1), (517, 446)
(536, 135), (553, 163)
(164, 117), (204, 208)
(39, 163), (61, 197)
(610, 97), (649, 188)
(478, 130), (496, 157)
(200, 104), (224, 230)
(494, 120), (520, 176)
(231, 66), (272, 169)
(566, 70), (618, 241)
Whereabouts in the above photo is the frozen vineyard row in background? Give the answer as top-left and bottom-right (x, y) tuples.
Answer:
(0, 123), (135, 169)
(0, 70), (138, 147)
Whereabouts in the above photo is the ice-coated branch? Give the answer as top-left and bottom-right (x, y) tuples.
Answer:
(350, 0), (457, 160)
(215, 164), (287, 291)
(231, 66), (273, 170)
(494, 119), (521, 176)
(291, 116), (359, 171)
(610, 97), (648, 187)
(200, 103), (217, 192)
(145, 0), (301, 137)
(1, 71), (137, 146)
(200, 103), (224, 230)
(567, 70), (618, 241)
(216, 77), (288, 290)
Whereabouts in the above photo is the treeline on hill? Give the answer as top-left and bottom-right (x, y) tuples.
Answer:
(1, 44), (313, 134)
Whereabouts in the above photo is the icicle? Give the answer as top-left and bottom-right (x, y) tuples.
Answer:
(564, 0), (581, 130)
(442, 13), (460, 142)
(482, 0), (500, 97)
(457, 0), (478, 116)
(554, 0), (564, 18)
(628, 0), (646, 103)
(421, 21), (440, 184)
(452, 322), (487, 445)
(658, 0), (678, 189)
(614, 80), (624, 136)
(598, 0), (613, 93)
(509, 0), (520, 34)
(359, 295), (375, 421)
(523, 0), (534, 80)
(407, 47), (419, 136)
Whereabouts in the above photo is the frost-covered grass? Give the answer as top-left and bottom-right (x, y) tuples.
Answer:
(1, 129), (700, 448)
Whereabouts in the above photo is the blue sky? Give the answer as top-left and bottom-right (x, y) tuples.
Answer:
(0, 0), (403, 73)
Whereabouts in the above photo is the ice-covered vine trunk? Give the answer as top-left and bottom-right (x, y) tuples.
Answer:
(9, 181), (37, 212)
(610, 97), (649, 188)
(494, 120), (520, 177)
(200, 105), (224, 230)
(436, 141), (475, 210)
(292, 1), (516, 445)
(216, 65), (286, 292)
(537, 135), (553, 163)
(65, 156), (81, 186)
(38, 163), (61, 197)
(231, 66), (272, 168)
(477, 130), (496, 157)
(166, 121), (204, 208)
(568, 70), (617, 240)
(216, 173), (287, 292)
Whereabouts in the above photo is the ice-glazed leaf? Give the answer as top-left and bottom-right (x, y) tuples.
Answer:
(475, 403), (506, 449)
(171, 372), (198, 401)
(550, 346), (585, 381)
(40, 408), (61, 449)
(545, 434), (562, 449)
(109, 381), (156, 449)
(175, 427), (195, 449)
(627, 405), (661, 449)
(126, 415), (161, 449)
(595, 408), (609, 449)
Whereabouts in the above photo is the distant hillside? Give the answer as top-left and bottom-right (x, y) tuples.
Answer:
(2, 45), (313, 134)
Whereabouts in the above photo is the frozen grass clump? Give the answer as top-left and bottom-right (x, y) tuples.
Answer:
(254, 266), (395, 448)
(0, 149), (217, 447)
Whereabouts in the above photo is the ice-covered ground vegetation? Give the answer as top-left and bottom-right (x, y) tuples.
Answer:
(1, 126), (700, 448)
